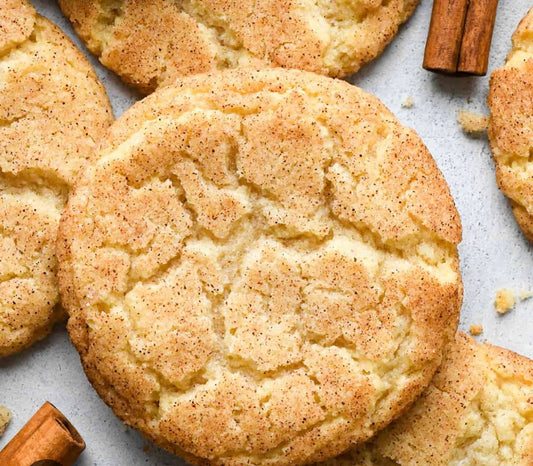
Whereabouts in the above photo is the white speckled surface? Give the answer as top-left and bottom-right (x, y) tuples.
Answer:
(1, 1), (532, 464)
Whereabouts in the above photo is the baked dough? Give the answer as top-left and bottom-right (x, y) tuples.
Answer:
(328, 332), (533, 465)
(58, 0), (419, 93)
(0, 0), (113, 358)
(57, 69), (462, 465)
(489, 7), (533, 242)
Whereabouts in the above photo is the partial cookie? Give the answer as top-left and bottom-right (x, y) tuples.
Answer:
(58, 0), (419, 93)
(57, 69), (462, 465)
(0, 0), (113, 358)
(488, 8), (533, 242)
(328, 332), (533, 465)
(0, 407), (11, 437)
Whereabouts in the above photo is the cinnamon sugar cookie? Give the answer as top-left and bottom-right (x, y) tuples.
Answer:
(57, 69), (462, 465)
(489, 8), (533, 242)
(58, 0), (419, 93)
(329, 332), (533, 465)
(0, 0), (112, 358)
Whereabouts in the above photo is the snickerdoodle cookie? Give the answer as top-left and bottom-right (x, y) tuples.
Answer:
(329, 332), (533, 465)
(489, 8), (533, 242)
(57, 69), (462, 465)
(0, 0), (112, 358)
(57, 0), (419, 93)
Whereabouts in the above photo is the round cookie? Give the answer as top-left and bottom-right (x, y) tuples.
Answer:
(329, 332), (533, 465)
(57, 0), (419, 94)
(0, 0), (113, 358)
(489, 8), (533, 242)
(57, 69), (462, 465)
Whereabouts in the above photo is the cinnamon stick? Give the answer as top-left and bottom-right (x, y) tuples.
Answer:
(423, 0), (499, 76)
(423, 0), (470, 74)
(0, 402), (85, 466)
(458, 0), (499, 75)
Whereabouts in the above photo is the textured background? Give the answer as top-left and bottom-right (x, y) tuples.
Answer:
(1, 1), (532, 464)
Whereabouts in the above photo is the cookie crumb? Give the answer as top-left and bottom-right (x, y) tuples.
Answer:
(401, 96), (414, 108)
(0, 407), (12, 437)
(519, 291), (533, 300)
(143, 444), (150, 453)
(469, 325), (483, 336)
(495, 289), (517, 314)
(457, 110), (489, 134)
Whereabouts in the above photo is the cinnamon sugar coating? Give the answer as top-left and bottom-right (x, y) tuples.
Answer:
(57, 69), (462, 465)
(489, 8), (533, 242)
(0, 0), (112, 358)
(57, 0), (419, 93)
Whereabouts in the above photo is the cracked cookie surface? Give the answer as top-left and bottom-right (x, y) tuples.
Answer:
(328, 332), (533, 466)
(489, 7), (533, 242)
(57, 0), (419, 94)
(0, 0), (113, 358)
(57, 69), (462, 465)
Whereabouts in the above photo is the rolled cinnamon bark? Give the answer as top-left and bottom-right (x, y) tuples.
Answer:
(423, 0), (499, 76)
(0, 402), (85, 466)
(458, 0), (499, 75)
(423, 0), (469, 74)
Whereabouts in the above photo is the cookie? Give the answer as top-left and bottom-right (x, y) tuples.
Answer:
(488, 8), (533, 242)
(0, 0), (113, 358)
(329, 332), (533, 465)
(57, 0), (419, 94)
(57, 69), (462, 465)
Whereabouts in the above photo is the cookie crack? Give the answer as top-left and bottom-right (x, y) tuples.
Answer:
(84, 102), (453, 374)
(93, 0), (125, 53)
(179, 1), (257, 63)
